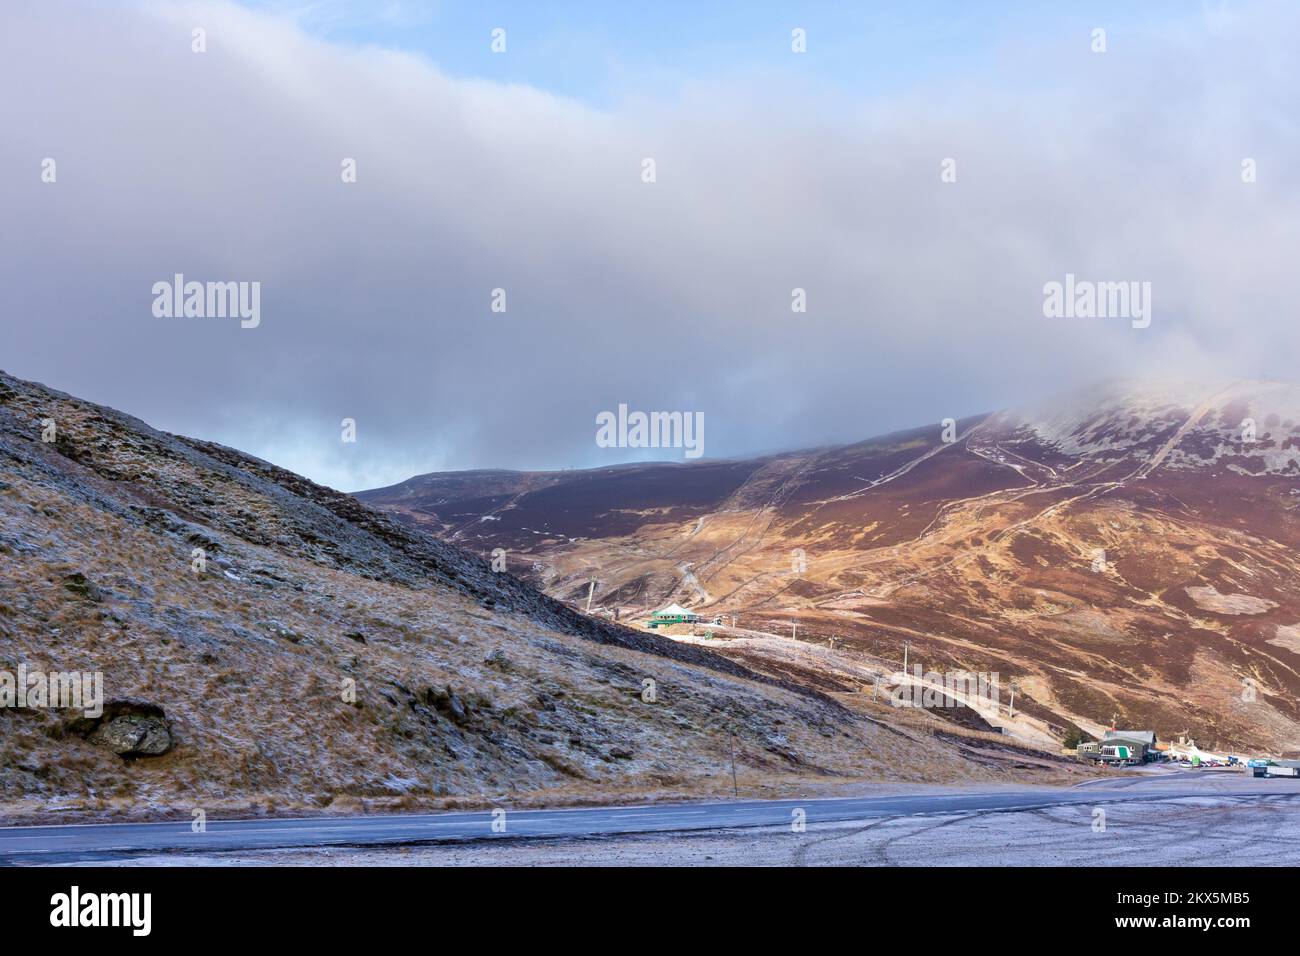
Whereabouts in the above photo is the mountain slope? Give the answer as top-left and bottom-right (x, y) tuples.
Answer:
(1, 370), (1082, 824)
(361, 381), (1300, 755)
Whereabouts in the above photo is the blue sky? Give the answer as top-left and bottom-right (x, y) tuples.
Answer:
(240, 0), (1211, 106)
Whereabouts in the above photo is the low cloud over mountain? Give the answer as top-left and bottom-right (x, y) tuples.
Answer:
(4, 1), (1300, 490)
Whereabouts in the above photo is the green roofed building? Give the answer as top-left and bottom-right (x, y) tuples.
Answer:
(647, 603), (700, 628)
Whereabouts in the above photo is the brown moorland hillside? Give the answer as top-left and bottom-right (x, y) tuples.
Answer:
(361, 380), (1300, 756)
(0, 370), (1084, 824)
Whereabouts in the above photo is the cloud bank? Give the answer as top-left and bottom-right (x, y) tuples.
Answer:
(2, 0), (1298, 490)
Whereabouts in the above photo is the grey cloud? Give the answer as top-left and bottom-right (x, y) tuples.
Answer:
(2, 0), (1298, 490)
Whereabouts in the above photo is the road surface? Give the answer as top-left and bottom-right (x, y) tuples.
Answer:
(3, 771), (1297, 865)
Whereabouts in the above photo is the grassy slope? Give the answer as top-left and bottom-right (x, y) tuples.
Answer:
(0, 370), (1089, 824)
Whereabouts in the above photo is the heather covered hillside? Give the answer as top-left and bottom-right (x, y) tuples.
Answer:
(0, 370), (1079, 824)
(363, 381), (1300, 755)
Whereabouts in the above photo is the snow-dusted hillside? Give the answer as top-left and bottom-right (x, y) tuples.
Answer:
(986, 380), (1300, 476)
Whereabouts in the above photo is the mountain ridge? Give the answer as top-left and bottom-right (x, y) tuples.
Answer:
(361, 379), (1300, 754)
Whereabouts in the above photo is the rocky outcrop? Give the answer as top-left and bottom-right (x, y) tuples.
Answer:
(68, 699), (173, 757)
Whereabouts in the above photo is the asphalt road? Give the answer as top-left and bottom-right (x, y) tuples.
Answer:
(2, 772), (1294, 864)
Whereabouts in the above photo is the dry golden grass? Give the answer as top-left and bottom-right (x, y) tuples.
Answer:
(0, 372), (1101, 824)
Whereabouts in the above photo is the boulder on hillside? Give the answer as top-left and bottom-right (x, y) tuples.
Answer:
(67, 698), (173, 757)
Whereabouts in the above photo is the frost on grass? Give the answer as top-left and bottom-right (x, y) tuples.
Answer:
(0, 370), (1076, 824)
